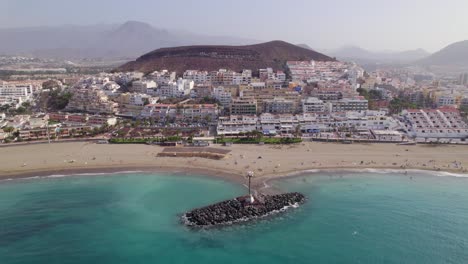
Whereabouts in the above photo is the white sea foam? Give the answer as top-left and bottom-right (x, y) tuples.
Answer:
(430, 171), (468, 178)
(0, 170), (145, 183)
(289, 168), (468, 178)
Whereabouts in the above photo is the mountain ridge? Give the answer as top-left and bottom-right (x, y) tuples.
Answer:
(117, 40), (334, 73)
(418, 40), (468, 66)
(0, 21), (259, 59)
(330, 45), (430, 63)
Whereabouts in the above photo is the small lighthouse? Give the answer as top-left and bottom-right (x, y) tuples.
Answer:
(246, 171), (255, 204)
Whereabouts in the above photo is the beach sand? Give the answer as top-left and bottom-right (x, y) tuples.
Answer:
(1, 142), (467, 188)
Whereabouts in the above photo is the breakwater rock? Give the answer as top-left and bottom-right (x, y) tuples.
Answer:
(183, 192), (306, 227)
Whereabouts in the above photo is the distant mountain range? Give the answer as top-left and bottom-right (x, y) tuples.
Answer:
(296, 44), (316, 51)
(417, 40), (468, 66)
(3, 20), (468, 68)
(0, 21), (258, 59)
(328, 45), (430, 64)
(117, 40), (334, 73)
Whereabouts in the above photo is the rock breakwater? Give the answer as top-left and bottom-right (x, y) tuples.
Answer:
(183, 192), (306, 226)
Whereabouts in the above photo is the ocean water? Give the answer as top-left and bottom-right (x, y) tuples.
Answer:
(0, 171), (468, 264)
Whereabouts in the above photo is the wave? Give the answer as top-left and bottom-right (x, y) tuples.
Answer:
(430, 171), (468, 178)
(265, 169), (468, 188)
(303, 168), (468, 178)
(352, 168), (468, 178)
(0, 170), (145, 182)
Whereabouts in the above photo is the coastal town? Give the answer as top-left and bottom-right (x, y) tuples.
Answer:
(4, 1), (468, 262)
(1, 59), (468, 145)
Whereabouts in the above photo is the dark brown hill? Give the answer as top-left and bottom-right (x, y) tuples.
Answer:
(116, 40), (334, 73)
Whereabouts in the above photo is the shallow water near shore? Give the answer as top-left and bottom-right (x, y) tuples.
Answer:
(1, 171), (468, 263)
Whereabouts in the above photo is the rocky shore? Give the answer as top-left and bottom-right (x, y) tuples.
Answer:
(183, 192), (306, 226)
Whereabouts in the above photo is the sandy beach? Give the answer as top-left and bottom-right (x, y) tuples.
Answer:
(1, 142), (467, 188)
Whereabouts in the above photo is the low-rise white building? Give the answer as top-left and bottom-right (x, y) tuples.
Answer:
(0, 83), (37, 106)
(402, 107), (468, 140)
(302, 97), (325, 113)
(141, 103), (218, 121)
(217, 115), (258, 136)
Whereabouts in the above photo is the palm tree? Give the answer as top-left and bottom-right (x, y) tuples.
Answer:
(83, 127), (91, 137)
(92, 127), (100, 136)
(204, 115), (212, 124)
(70, 128), (77, 138)
(3, 126), (14, 135)
(251, 130), (263, 140)
(294, 125), (302, 138)
(33, 131), (41, 139)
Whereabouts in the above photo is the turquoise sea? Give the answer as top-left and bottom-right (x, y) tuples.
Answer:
(0, 171), (468, 264)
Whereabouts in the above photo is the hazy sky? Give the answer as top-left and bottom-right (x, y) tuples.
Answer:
(2, 0), (468, 52)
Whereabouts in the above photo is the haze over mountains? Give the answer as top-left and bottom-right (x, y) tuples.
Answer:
(328, 45), (431, 64)
(0, 21), (258, 59)
(418, 40), (468, 66)
(2, 20), (468, 68)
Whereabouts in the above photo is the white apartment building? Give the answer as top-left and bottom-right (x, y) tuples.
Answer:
(132, 80), (157, 94)
(437, 95), (456, 107)
(258, 113), (320, 135)
(212, 87), (232, 107)
(276, 71), (286, 82)
(241, 70), (253, 84)
(230, 98), (258, 115)
(112, 72), (144, 85)
(302, 97), (325, 113)
(66, 86), (118, 114)
(0, 83), (36, 106)
(140, 103), (218, 121)
(102, 81), (121, 97)
(217, 115), (258, 136)
(332, 111), (399, 130)
(329, 98), (368, 112)
(250, 82), (266, 90)
(259, 68), (275, 81)
(176, 78), (194, 96)
(157, 83), (179, 98)
(263, 97), (296, 114)
(148, 70), (176, 85)
(461, 97), (468, 107)
(183, 70), (210, 84)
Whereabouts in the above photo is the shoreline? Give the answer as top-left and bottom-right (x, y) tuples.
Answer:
(1, 141), (467, 192)
(257, 167), (468, 193)
(0, 165), (247, 187)
(2, 164), (467, 196)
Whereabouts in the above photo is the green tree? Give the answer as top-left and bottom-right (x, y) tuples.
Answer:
(294, 125), (302, 138)
(32, 130), (41, 139)
(48, 88), (73, 110)
(3, 126), (14, 134)
(356, 88), (369, 99)
(460, 105), (468, 118)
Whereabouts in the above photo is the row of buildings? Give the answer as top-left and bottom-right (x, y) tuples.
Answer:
(0, 112), (117, 141)
(0, 81), (42, 108)
(401, 107), (468, 140)
(217, 110), (399, 137)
